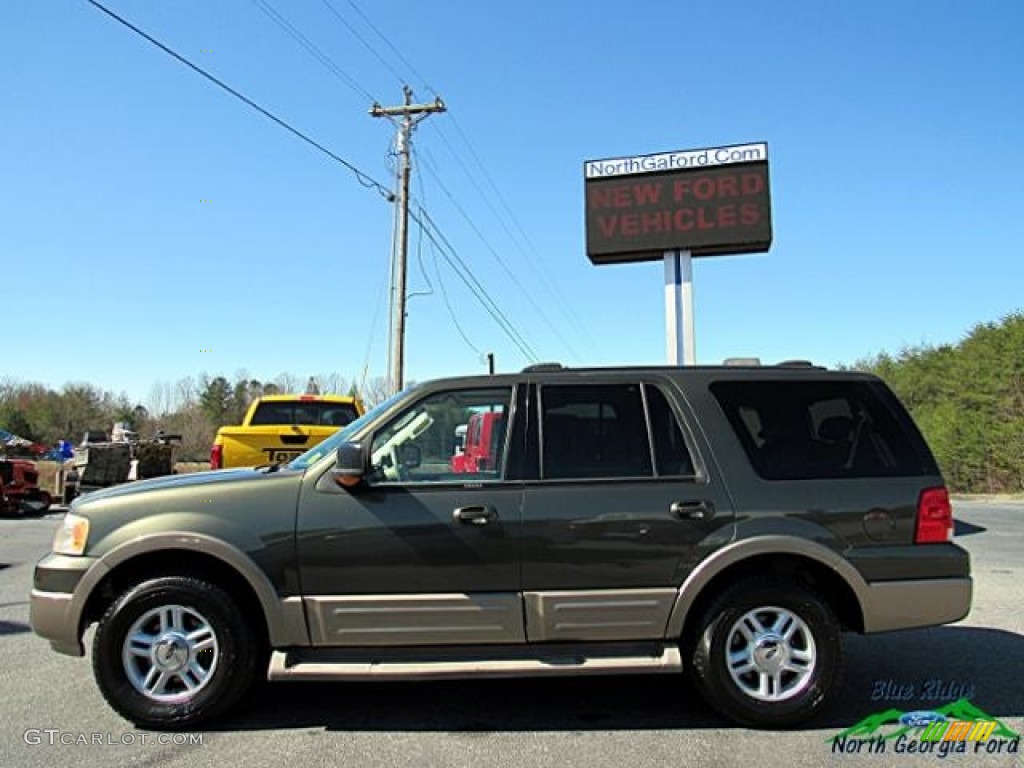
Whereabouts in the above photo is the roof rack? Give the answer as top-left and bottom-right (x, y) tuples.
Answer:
(722, 358), (825, 370)
(775, 360), (821, 368)
(521, 363), (565, 373)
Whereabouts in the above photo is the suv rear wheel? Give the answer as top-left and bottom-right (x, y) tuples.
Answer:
(92, 576), (258, 728)
(686, 578), (842, 727)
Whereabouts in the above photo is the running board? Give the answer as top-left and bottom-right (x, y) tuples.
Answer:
(268, 645), (681, 682)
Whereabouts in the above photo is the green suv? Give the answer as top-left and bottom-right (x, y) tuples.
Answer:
(30, 364), (971, 729)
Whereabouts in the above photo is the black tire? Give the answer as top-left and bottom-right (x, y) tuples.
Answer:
(92, 576), (258, 729)
(685, 578), (842, 728)
(35, 490), (52, 513)
(22, 490), (51, 516)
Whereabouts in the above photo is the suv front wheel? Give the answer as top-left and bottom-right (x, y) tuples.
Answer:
(687, 578), (842, 727)
(92, 576), (258, 728)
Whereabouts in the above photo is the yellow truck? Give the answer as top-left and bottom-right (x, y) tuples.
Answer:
(209, 394), (364, 469)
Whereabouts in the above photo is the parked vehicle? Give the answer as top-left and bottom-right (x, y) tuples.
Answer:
(1, 458), (52, 516)
(73, 426), (178, 489)
(80, 430), (110, 446)
(210, 394), (364, 469)
(31, 363), (970, 729)
(450, 411), (503, 472)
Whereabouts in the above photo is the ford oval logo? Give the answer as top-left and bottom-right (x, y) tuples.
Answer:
(900, 711), (947, 727)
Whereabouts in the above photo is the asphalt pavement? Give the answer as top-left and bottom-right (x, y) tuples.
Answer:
(1, 500), (1021, 768)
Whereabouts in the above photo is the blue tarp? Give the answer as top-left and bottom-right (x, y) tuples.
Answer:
(39, 441), (75, 461)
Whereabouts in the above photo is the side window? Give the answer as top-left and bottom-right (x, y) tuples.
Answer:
(540, 384), (653, 479)
(710, 380), (929, 480)
(368, 387), (513, 484)
(644, 385), (696, 476)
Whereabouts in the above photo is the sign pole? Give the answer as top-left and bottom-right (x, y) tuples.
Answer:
(664, 250), (695, 365)
(664, 251), (681, 365)
(680, 249), (696, 364)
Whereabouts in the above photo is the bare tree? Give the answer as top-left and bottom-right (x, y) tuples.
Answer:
(147, 381), (172, 418)
(318, 372), (350, 395)
(360, 376), (391, 408)
(0, 376), (18, 400)
(273, 373), (300, 393)
(163, 403), (216, 462)
(175, 376), (196, 409)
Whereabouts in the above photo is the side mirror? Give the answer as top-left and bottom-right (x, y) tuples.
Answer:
(332, 441), (366, 489)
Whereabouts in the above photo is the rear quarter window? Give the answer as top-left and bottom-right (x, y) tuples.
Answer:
(710, 379), (934, 480)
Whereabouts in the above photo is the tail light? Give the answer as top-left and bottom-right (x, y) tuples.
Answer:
(916, 486), (953, 543)
(210, 444), (223, 470)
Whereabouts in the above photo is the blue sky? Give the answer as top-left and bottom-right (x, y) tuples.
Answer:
(4, 0), (1022, 407)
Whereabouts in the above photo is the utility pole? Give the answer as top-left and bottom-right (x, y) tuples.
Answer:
(371, 86), (446, 395)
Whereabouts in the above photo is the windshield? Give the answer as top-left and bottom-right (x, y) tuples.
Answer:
(285, 389), (411, 471)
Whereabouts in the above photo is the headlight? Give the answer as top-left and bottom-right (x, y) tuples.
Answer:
(53, 513), (90, 556)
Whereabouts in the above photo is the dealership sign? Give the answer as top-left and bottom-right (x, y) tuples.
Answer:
(584, 142), (772, 264)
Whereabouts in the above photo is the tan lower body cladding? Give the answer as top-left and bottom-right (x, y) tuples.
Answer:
(303, 588), (677, 646)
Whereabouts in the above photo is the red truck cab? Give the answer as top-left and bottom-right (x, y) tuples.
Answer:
(450, 411), (504, 473)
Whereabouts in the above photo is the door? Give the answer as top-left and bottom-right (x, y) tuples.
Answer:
(520, 378), (735, 641)
(297, 385), (525, 646)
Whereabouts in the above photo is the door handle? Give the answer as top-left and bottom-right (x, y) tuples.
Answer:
(453, 505), (498, 525)
(670, 500), (715, 520)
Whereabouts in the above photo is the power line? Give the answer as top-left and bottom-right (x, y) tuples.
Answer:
(429, 237), (481, 356)
(417, 208), (536, 363)
(407, 156), (434, 301)
(251, 0), (377, 103)
(426, 123), (530, 256)
(410, 205), (538, 363)
(84, 0), (393, 202)
(312, 0), (595, 359)
(433, 115), (597, 355)
(410, 159), (479, 356)
(414, 147), (580, 360)
(309, 0), (591, 364)
(319, 0), (408, 89)
(341, 0), (437, 95)
(359, 273), (389, 395)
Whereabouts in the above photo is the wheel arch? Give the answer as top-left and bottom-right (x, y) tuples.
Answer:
(667, 536), (868, 641)
(76, 533), (308, 648)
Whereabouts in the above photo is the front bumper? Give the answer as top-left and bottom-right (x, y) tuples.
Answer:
(29, 553), (103, 657)
(861, 576), (972, 633)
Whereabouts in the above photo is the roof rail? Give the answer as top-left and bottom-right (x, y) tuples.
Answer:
(775, 360), (823, 368)
(723, 357), (762, 367)
(521, 363), (565, 373)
